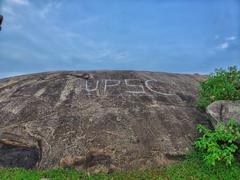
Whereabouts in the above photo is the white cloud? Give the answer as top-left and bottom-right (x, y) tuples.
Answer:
(226, 36), (237, 41)
(214, 36), (237, 51)
(39, 1), (62, 18)
(0, 72), (26, 79)
(217, 42), (229, 49)
(10, 0), (29, 5)
(2, 6), (15, 15)
(1, 0), (129, 67)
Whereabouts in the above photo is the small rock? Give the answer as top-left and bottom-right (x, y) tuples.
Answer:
(206, 100), (240, 128)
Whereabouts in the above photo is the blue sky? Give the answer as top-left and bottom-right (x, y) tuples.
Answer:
(0, 0), (240, 78)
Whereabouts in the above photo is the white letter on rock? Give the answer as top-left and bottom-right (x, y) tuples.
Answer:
(145, 79), (174, 96)
(125, 79), (145, 94)
(104, 80), (121, 95)
(85, 80), (99, 95)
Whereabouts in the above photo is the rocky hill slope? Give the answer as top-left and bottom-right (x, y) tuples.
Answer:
(0, 71), (209, 172)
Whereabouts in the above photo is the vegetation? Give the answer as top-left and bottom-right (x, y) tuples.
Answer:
(195, 119), (240, 166)
(190, 65), (240, 177)
(1, 152), (240, 179)
(196, 66), (240, 110)
(195, 66), (240, 167)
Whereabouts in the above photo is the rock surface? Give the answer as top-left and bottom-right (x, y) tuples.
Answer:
(0, 71), (209, 172)
(207, 100), (240, 127)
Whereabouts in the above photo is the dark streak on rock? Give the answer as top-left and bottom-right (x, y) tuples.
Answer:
(0, 143), (40, 169)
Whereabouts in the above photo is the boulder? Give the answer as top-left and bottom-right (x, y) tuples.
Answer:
(206, 100), (240, 127)
(0, 71), (209, 172)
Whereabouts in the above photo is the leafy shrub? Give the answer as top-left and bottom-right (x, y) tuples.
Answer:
(194, 119), (240, 166)
(196, 66), (240, 110)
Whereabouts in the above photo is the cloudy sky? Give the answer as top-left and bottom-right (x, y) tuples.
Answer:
(0, 0), (240, 78)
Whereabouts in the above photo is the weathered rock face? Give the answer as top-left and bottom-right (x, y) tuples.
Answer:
(0, 71), (208, 172)
(207, 100), (240, 127)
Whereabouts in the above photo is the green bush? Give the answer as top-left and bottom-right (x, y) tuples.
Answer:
(196, 66), (240, 110)
(194, 119), (240, 166)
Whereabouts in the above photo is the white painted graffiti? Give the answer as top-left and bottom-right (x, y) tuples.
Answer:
(145, 79), (173, 96)
(82, 79), (175, 96)
(104, 80), (121, 95)
(125, 79), (145, 94)
(85, 80), (99, 95)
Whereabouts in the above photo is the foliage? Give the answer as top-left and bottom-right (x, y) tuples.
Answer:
(194, 119), (240, 166)
(196, 66), (240, 110)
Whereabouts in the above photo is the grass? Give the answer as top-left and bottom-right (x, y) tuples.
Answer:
(1, 152), (240, 180)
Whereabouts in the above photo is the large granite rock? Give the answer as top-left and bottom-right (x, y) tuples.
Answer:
(0, 71), (208, 172)
(207, 100), (240, 127)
